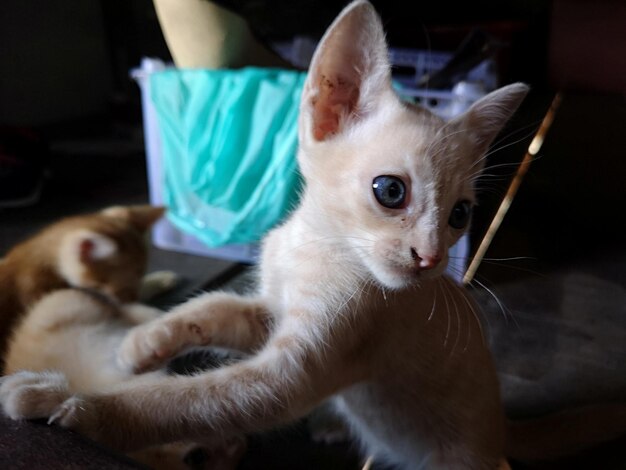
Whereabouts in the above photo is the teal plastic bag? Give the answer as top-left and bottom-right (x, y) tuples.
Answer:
(150, 67), (306, 246)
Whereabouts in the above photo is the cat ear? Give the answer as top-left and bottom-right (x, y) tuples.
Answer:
(57, 230), (117, 286)
(73, 230), (117, 264)
(300, 0), (391, 143)
(63, 230), (117, 265)
(102, 205), (165, 233)
(450, 83), (530, 162)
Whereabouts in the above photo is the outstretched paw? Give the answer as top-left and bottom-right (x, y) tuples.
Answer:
(117, 320), (182, 373)
(0, 370), (70, 420)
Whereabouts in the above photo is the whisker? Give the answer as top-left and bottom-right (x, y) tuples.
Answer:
(442, 277), (462, 356)
(464, 156), (543, 184)
(468, 277), (519, 330)
(439, 279), (452, 348)
(468, 125), (540, 172)
(489, 119), (543, 153)
(475, 260), (547, 278)
(481, 256), (536, 262)
(463, 288), (488, 345)
(427, 281), (437, 322)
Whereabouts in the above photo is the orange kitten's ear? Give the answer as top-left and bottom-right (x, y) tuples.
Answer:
(75, 231), (117, 264)
(300, 0), (391, 143)
(102, 205), (165, 233)
(58, 230), (117, 286)
(451, 83), (530, 163)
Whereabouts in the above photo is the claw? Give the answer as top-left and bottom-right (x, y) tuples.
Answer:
(48, 411), (60, 425)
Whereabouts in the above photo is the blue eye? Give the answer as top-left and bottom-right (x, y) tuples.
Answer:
(448, 200), (472, 229)
(372, 175), (406, 209)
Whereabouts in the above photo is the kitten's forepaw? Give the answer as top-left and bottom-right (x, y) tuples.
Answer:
(139, 270), (182, 301)
(117, 321), (179, 373)
(0, 370), (70, 420)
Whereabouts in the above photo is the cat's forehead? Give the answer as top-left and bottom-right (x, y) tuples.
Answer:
(354, 103), (453, 170)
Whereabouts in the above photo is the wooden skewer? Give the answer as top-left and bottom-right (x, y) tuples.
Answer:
(463, 92), (563, 285)
(361, 456), (374, 470)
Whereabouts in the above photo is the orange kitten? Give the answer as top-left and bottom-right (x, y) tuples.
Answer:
(0, 204), (163, 365)
(1, 205), (243, 469)
(1, 2), (624, 469)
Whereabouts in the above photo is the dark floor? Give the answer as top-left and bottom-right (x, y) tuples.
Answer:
(1, 89), (625, 469)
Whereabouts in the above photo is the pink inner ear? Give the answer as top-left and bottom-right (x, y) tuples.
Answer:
(79, 239), (95, 264)
(312, 74), (359, 140)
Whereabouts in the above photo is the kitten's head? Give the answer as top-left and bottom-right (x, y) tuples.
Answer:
(56, 205), (164, 302)
(298, 1), (528, 289)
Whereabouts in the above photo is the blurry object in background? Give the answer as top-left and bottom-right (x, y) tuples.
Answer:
(417, 29), (504, 90)
(0, 126), (48, 208)
(152, 0), (286, 69)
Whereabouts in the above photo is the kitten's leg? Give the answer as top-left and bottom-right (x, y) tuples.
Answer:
(117, 292), (272, 372)
(33, 327), (354, 452)
(0, 371), (71, 420)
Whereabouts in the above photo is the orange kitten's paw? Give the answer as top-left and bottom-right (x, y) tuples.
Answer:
(46, 395), (107, 445)
(139, 270), (182, 302)
(117, 320), (181, 373)
(0, 371), (70, 420)
(49, 396), (96, 428)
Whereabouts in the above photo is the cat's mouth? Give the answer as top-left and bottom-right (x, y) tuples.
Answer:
(382, 261), (444, 287)
(373, 262), (422, 289)
(394, 265), (421, 279)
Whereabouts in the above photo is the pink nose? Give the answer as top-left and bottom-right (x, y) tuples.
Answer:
(411, 248), (441, 271)
(419, 255), (441, 270)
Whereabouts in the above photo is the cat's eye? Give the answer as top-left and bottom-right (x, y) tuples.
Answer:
(372, 175), (406, 209)
(448, 200), (472, 229)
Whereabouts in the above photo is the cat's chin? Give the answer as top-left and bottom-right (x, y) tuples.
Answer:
(372, 266), (420, 290)
(373, 264), (446, 290)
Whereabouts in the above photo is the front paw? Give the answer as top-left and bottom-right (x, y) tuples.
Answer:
(117, 320), (182, 373)
(0, 370), (70, 420)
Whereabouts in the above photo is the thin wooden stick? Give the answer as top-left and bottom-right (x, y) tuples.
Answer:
(361, 456), (374, 470)
(463, 92), (563, 285)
